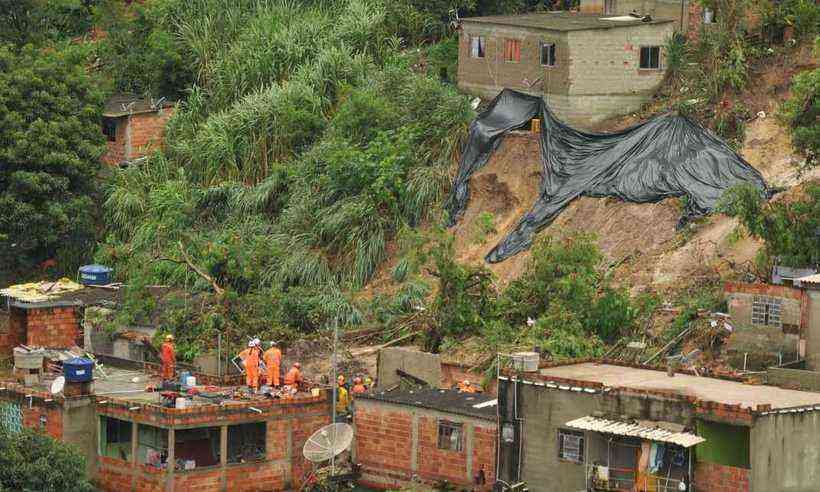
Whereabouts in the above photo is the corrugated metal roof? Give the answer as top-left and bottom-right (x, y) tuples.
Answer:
(565, 416), (705, 448)
(797, 273), (820, 286)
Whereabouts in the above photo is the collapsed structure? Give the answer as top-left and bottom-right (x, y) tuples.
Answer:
(447, 89), (769, 262)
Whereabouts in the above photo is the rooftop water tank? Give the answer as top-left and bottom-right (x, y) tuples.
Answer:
(64, 357), (94, 383)
(78, 264), (112, 286)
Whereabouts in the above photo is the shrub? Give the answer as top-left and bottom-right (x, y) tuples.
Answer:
(781, 68), (819, 166)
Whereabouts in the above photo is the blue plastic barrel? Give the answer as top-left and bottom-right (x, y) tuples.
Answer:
(78, 264), (112, 286)
(64, 358), (94, 383)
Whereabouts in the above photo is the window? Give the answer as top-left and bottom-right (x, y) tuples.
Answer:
(540, 42), (556, 67)
(137, 424), (168, 467)
(504, 39), (521, 63)
(604, 0), (617, 15)
(752, 295), (783, 327)
(175, 427), (221, 469)
(470, 36), (486, 58)
(437, 420), (463, 452)
(228, 422), (266, 464)
(557, 429), (584, 463)
(639, 46), (661, 69)
(100, 417), (132, 461)
(102, 118), (118, 142)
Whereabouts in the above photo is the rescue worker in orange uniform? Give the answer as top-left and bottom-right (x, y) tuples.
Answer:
(244, 341), (262, 391)
(458, 379), (477, 393)
(284, 362), (303, 388)
(351, 377), (367, 394)
(263, 341), (282, 387)
(160, 334), (176, 382)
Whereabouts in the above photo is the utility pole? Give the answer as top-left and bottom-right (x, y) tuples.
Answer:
(330, 317), (338, 475)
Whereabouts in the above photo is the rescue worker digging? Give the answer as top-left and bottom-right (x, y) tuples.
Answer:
(160, 334), (176, 382)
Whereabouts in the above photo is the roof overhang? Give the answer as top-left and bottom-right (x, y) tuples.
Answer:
(565, 416), (705, 448)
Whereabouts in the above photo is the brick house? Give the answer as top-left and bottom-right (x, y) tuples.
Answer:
(457, 12), (674, 125)
(354, 387), (497, 489)
(497, 360), (820, 492)
(101, 95), (175, 166)
(0, 283), (119, 358)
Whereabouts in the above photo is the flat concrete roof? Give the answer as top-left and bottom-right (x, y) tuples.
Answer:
(359, 387), (497, 420)
(539, 363), (820, 410)
(461, 12), (674, 31)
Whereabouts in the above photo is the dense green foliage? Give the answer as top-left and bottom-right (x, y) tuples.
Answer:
(424, 231), (647, 359)
(0, 0), (97, 47)
(721, 182), (820, 268)
(0, 45), (105, 277)
(781, 67), (819, 166)
(95, 0), (477, 358)
(0, 428), (93, 492)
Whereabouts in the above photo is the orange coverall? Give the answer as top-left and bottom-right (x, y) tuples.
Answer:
(284, 366), (303, 386)
(160, 342), (176, 380)
(244, 348), (261, 389)
(263, 347), (282, 387)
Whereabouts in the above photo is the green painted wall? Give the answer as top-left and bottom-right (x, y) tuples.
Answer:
(695, 421), (750, 468)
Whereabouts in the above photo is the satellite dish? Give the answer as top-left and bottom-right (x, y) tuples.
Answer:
(51, 376), (65, 395)
(303, 423), (353, 463)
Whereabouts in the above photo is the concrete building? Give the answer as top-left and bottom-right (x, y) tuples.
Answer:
(355, 387), (497, 489)
(498, 360), (820, 492)
(457, 12), (675, 125)
(101, 95), (175, 166)
(579, 0), (694, 33)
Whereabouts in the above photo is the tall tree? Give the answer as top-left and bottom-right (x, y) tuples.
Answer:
(0, 428), (93, 492)
(0, 45), (105, 277)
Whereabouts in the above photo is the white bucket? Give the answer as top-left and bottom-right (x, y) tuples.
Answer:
(185, 376), (196, 387)
(175, 397), (188, 409)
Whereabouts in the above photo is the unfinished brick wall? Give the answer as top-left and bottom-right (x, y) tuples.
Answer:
(694, 462), (750, 492)
(355, 405), (414, 486)
(128, 110), (173, 160)
(94, 395), (329, 492)
(355, 400), (496, 490)
(25, 306), (80, 348)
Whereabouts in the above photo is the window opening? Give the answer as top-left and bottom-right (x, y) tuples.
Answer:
(137, 424), (168, 467)
(471, 36), (486, 58)
(174, 427), (221, 470)
(558, 429), (584, 463)
(102, 118), (118, 142)
(100, 416), (133, 461)
(639, 46), (661, 69)
(228, 422), (266, 464)
(437, 420), (463, 452)
(752, 295), (783, 327)
(541, 42), (556, 66)
(504, 39), (521, 63)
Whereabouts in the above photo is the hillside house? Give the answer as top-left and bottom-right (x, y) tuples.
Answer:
(354, 387), (497, 489)
(498, 360), (820, 492)
(457, 12), (674, 125)
(101, 95), (174, 166)
(0, 360), (330, 491)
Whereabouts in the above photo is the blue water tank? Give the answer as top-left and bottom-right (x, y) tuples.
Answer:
(64, 357), (94, 382)
(78, 264), (112, 286)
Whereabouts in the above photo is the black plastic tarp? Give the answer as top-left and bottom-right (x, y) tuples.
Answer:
(446, 89), (769, 263)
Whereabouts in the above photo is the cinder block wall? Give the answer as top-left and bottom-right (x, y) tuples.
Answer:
(354, 399), (496, 489)
(458, 24), (570, 98)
